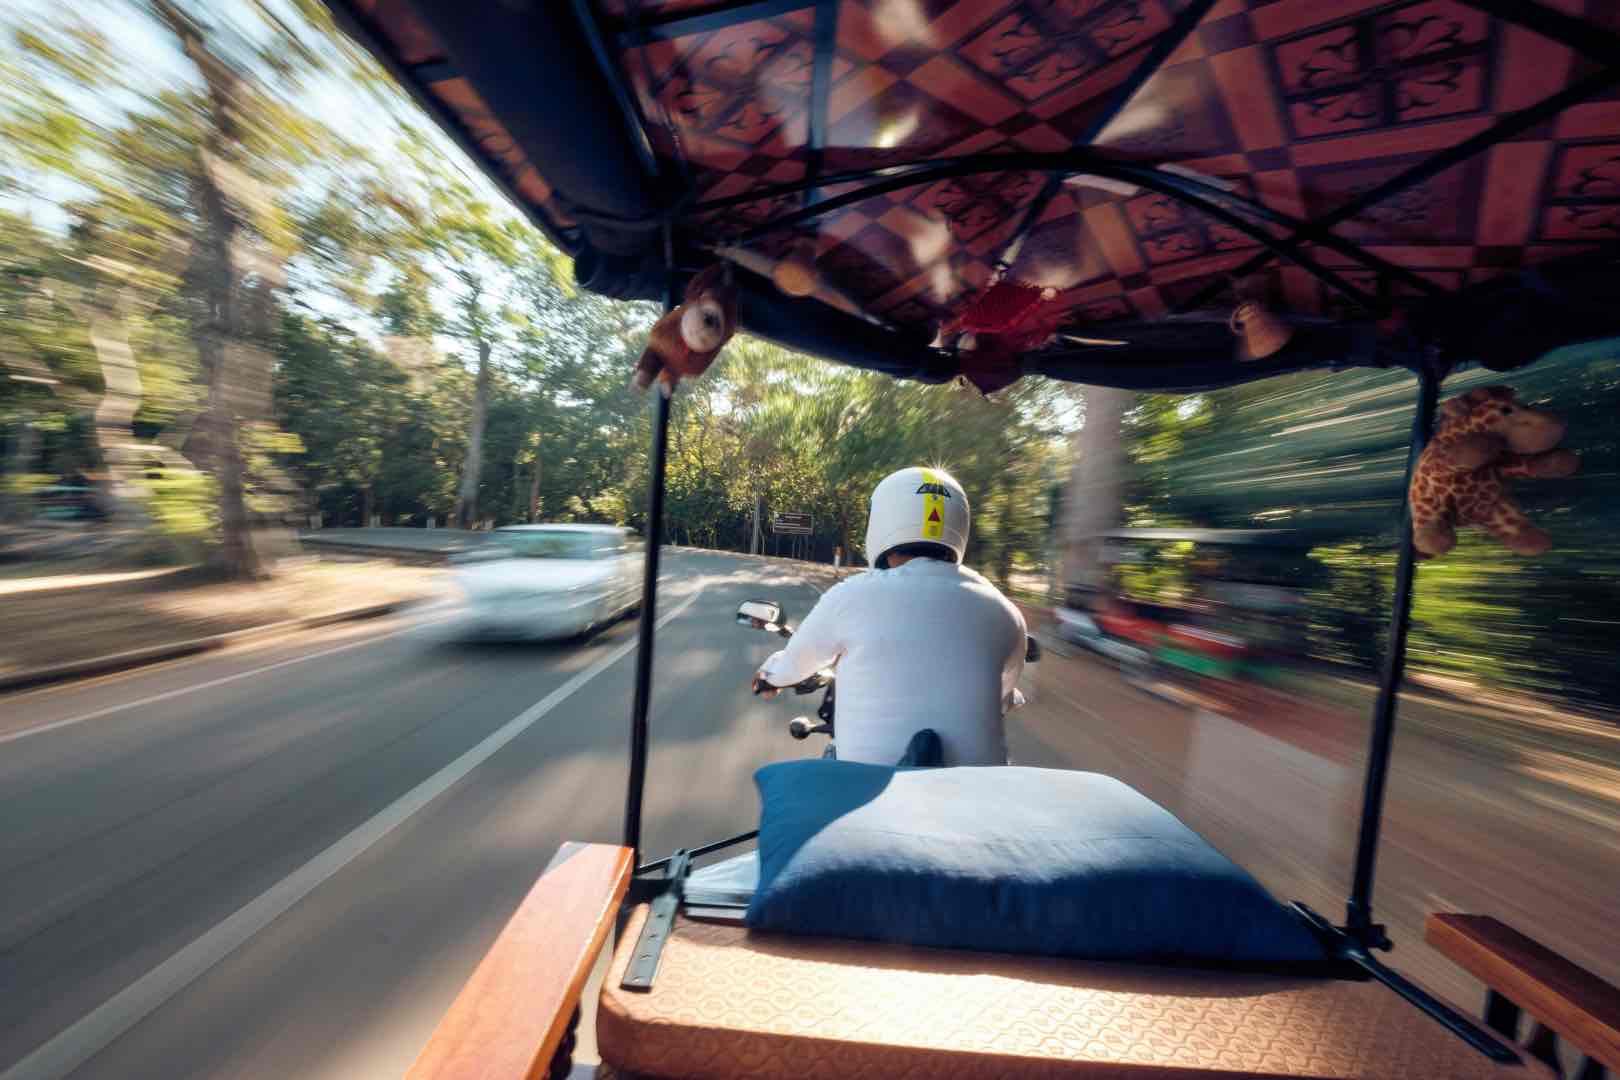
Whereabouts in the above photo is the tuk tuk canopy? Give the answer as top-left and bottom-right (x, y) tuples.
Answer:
(325, 1), (1620, 390)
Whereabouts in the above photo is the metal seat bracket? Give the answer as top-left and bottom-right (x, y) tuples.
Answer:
(620, 850), (691, 991)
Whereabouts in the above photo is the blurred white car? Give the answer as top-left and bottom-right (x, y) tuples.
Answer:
(453, 524), (640, 641)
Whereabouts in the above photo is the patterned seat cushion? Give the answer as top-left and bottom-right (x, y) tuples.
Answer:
(597, 905), (1547, 1079)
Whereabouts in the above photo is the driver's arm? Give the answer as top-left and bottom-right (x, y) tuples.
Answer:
(1000, 607), (1028, 714)
(756, 586), (848, 688)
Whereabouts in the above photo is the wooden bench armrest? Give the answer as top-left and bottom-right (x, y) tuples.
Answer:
(408, 842), (633, 1080)
(1426, 913), (1620, 1072)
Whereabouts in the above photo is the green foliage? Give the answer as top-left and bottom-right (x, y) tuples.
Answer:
(1120, 343), (1620, 711)
(629, 340), (1076, 581)
(2, 472), (53, 497)
(1301, 539), (1394, 670)
(139, 465), (216, 554)
(1115, 540), (1198, 605)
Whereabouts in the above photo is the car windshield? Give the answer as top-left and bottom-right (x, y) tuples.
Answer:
(495, 531), (608, 559)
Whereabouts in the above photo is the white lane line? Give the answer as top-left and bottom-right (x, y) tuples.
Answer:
(0, 584), (705, 1080)
(0, 614), (454, 747)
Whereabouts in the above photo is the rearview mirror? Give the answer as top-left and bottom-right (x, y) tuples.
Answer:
(736, 600), (783, 630)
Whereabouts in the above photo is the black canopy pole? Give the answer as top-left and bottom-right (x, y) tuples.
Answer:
(1291, 360), (1514, 1064)
(623, 276), (677, 865)
(1344, 362), (1441, 946)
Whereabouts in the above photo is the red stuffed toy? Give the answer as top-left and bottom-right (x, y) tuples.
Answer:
(937, 279), (1060, 394)
(632, 263), (739, 397)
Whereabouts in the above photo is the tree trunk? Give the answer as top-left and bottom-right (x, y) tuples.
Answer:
(63, 211), (192, 536)
(454, 339), (490, 530)
(528, 452), (541, 522)
(2, 422), (39, 524)
(155, 0), (265, 580)
(989, 484), (1012, 588)
(185, 201), (262, 578)
(79, 289), (157, 527)
(215, 411), (257, 569)
(362, 485), (375, 530)
(1062, 386), (1130, 591)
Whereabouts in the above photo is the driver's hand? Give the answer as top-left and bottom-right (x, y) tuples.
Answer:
(751, 673), (779, 700)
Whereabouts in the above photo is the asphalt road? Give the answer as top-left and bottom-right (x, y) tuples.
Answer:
(0, 550), (828, 1079)
(1, 549), (1615, 1078)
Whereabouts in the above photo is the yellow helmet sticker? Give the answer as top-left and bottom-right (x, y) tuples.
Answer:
(919, 468), (945, 540)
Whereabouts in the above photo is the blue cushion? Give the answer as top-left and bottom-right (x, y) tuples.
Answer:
(746, 761), (1326, 967)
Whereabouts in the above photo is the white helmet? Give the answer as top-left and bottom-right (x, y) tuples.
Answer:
(864, 466), (970, 568)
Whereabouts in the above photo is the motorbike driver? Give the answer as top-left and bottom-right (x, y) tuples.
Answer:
(752, 466), (1027, 766)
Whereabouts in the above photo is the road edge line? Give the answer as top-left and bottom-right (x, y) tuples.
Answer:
(0, 601), (418, 698)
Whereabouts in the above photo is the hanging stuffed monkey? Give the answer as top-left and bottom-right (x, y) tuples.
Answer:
(1409, 386), (1579, 558)
(631, 263), (739, 397)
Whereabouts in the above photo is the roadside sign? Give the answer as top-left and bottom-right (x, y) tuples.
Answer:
(772, 511), (812, 535)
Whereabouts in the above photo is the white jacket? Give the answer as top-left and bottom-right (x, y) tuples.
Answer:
(758, 559), (1026, 766)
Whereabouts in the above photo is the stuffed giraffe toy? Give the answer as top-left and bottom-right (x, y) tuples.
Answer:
(1410, 385), (1579, 558)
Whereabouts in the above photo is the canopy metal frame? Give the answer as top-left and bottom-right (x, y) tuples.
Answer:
(331, 0), (1620, 362)
(580, 3), (1620, 394)
(727, 152), (1388, 311)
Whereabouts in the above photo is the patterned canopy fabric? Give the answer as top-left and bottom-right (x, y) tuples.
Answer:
(326, 0), (1620, 389)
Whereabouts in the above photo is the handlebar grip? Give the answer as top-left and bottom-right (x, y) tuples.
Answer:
(789, 718), (832, 740)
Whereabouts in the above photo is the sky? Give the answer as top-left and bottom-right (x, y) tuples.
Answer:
(0, 0), (504, 235)
(0, 0), (534, 362)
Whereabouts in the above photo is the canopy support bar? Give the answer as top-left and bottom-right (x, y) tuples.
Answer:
(804, 0), (837, 206)
(614, 0), (814, 46)
(992, 0), (1223, 275)
(637, 828), (760, 876)
(735, 153), (1385, 311)
(569, 0), (661, 178)
(1345, 363), (1441, 946)
(700, 152), (1443, 299)
(1292, 903), (1519, 1064)
(1457, 0), (1620, 67)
